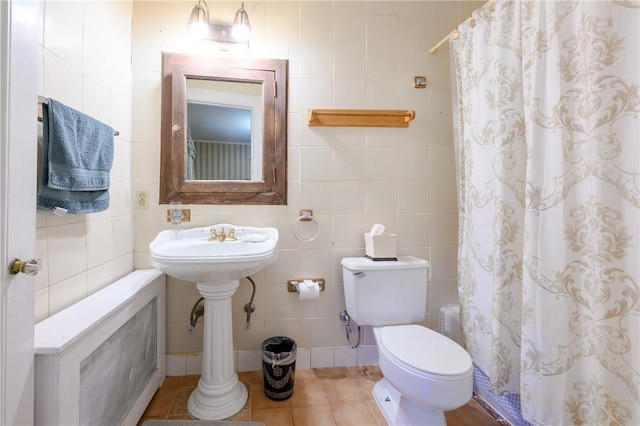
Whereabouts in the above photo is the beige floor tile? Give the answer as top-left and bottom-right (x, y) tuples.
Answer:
(182, 375), (200, 387)
(227, 408), (251, 421)
(290, 378), (330, 407)
(349, 365), (383, 380)
(323, 377), (372, 404)
(251, 407), (294, 426)
(144, 367), (504, 426)
(314, 367), (351, 379)
(239, 370), (264, 384)
(331, 401), (379, 426)
(141, 386), (175, 418)
(291, 404), (337, 426)
(241, 382), (252, 410)
(295, 368), (318, 380)
(367, 400), (388, 426)
(355, 377), (376, 401)
(160, 376), (183, 389)
(168, 386), (193, 416)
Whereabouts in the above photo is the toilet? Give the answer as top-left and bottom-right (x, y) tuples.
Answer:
(342, 256), (473, 426)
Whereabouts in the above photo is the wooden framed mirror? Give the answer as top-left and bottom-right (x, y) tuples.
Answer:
(160, 52), (288, 204)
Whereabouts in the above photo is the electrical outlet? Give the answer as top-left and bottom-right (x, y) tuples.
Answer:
(136, 191), (149, 209)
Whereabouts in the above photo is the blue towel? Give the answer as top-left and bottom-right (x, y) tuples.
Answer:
(46, 98), (114, 191)
(37, 185), (111, 214)
(37, 99), (113, 214)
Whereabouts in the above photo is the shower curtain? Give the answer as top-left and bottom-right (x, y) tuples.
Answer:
(451, 1), (640, 424)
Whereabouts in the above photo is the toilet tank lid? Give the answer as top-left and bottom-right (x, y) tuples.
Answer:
(341, 256), (429, 271)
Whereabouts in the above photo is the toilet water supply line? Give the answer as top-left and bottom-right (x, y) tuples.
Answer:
(339, 310), (361, 348)
(188, 276), (257, 334)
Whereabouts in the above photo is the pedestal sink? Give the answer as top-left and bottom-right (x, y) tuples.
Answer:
(149, 224), (278, 420)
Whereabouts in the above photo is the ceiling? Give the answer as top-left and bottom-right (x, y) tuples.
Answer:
(187, 102), (251, 144)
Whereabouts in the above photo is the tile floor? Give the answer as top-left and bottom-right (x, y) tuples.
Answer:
(139, 365), (503, 426)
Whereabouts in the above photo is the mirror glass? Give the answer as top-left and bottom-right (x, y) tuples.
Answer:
(186, 79), (262, 181)
(160, 53), (288, 205)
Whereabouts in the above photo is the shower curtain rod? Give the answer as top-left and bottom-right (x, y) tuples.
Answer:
(429, 28), (460, 54)
(429, 1), (494, 54)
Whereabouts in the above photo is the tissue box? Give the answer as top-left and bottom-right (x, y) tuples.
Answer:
(364, 232), (398, 260)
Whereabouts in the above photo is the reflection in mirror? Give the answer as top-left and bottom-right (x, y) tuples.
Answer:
(160, 53), (288, 205)
(186, 79), (263, 181)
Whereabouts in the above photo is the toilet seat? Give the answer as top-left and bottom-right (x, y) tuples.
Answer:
(377, 325), (472, 381)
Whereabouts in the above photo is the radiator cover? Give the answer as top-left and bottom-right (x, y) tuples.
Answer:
(79, 298), (157, 425)
(34, 270), (166, 426)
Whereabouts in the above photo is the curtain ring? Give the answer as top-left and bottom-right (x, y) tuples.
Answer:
(293, 210), (320, 242)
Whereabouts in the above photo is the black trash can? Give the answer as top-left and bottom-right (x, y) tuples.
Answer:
(261, 336), (297, 400)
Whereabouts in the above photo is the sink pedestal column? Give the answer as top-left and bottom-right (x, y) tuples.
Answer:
(188, 279), (247, 420)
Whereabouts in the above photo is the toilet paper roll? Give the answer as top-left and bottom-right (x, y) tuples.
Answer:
(298, 279), (320, 300)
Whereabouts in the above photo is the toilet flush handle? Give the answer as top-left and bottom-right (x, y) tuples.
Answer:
(353, 271), (365, 278)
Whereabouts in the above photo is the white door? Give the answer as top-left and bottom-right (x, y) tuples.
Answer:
(0, 0), (38, 424)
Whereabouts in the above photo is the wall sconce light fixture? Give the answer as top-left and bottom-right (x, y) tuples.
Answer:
(188, 0), (251, 44)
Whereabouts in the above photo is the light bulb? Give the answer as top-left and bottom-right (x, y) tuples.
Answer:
(231, 24), (250, 42)
(189, 22), (209, 39)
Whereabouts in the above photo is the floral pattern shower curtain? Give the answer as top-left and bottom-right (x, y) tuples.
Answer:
(451, 1), (640, 424)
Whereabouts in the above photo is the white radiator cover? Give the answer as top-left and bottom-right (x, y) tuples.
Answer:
(34, 270), (166, 426)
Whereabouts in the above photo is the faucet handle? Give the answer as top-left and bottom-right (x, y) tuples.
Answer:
(208, 227), (235, 242)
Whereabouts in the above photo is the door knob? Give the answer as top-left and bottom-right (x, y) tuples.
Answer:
(8, 257), (42, 276)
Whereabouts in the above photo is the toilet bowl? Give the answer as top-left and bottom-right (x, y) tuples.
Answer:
(341, 256), (473, 425)
(373, 325), (473, 426)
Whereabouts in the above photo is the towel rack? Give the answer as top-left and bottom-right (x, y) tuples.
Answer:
(37, 96), (120, 136)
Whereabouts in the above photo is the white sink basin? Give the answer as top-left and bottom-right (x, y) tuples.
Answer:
(149, 224), (278, 283)
(150, 223), (279, 420)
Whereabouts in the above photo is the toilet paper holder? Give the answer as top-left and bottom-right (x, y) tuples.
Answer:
(287, 278), (325, 292)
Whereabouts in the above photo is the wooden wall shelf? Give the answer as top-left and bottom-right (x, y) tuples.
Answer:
(307, 109), (415, 128)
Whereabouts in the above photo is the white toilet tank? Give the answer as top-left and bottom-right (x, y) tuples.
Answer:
(342, 256), (429, 326)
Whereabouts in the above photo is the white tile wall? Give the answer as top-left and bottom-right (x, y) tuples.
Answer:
(31, 0), (484, 368)
(35, 0), (134, 322)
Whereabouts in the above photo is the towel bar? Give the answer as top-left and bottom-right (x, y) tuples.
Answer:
(37, 97), (119, 136)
